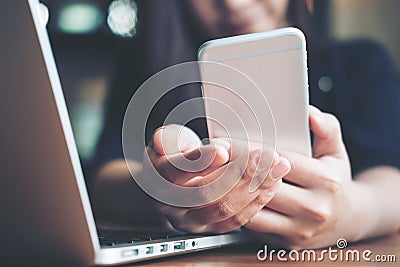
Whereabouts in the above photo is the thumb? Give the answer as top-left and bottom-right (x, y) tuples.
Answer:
(152, 124), (201, 156)
(309, 106), (346, 158)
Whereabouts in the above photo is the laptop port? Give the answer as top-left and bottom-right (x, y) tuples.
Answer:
(122, 249), (138, 257)
(160, 244), (168, 252)
(146, 246), (154, 254)
(174, 241), (185, 250)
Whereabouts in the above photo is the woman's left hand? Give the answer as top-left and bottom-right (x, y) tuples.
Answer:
(244, 106), (362, 249)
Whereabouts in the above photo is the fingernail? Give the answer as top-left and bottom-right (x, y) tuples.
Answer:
(214, 144), (230, 163)
(270, 158), (291, 180)
(310, 106), (324, 122)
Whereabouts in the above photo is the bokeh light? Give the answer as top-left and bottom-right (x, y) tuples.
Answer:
(58, 3), (103, 34)
(107, 0), (138, 37)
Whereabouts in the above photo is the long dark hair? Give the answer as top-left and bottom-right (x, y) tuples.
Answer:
(135, 0), (316, 75)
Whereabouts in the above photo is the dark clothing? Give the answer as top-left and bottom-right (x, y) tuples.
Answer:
(308, 39), (400, 174)
(95, 39), (400, 176)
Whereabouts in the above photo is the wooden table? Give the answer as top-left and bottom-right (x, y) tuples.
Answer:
(129, 233), (399, 266)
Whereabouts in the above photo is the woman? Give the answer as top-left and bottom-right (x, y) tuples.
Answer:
(93, 0), (400, 249)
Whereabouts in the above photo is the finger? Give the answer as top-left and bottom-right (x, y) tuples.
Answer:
(154, 143), (229, 185)
(152, 124), (201, 155)
(216, 137), (282, 192)
(156, 152), (288, 233)
(247, 149), (281, 193)
(206, 180), (282, 233)
(212, 137), (272, 163)
(154, 137), (245, 185)
(266, 181), (311, 217)
(182, 160), (286, 226)
(155, 203), (210, 233)
(205, 137), (279, 187)
(156, 202), (188, 223)
(244, 208), (294, 237)
(267, 181), (332, 223)
(277, 148), (324, 188)
(309, 106), (346, 158)
(184, 147), (288, 188)
(211, 137), (255, 162)
(278, 147), (346, 190)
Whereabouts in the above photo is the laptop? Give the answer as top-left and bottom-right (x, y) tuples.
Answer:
(0, 1), (249, 265)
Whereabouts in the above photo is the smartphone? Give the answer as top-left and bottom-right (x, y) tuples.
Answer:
(198, 27), (311, 157)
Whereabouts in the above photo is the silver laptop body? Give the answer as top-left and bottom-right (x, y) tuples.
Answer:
(0, 1), (248, 265)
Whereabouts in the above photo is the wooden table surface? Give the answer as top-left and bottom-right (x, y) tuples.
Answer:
(129, 233), (399, 266)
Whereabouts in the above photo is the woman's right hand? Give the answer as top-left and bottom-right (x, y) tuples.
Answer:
(144, 124), (291, 234)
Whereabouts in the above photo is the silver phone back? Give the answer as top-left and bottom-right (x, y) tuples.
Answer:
(198, 28), (311, 157)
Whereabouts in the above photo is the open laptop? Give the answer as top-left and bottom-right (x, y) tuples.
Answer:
(0, 1), (249, 265)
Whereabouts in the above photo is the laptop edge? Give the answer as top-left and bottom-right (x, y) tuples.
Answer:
(0, 0), (248, 265)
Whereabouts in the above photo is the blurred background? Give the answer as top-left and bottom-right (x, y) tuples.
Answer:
(40, 0), (400, 167)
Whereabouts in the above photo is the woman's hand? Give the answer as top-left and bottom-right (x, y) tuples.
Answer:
(144, 124), (291, 234)
(244, 106), (365, 249)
